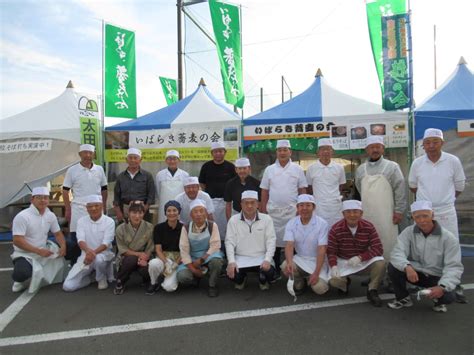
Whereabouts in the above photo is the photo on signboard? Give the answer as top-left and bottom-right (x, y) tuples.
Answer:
(351, 126), (367, 140)
(105, 131), (129, 149)
(370, 124), (386, 136)
(331, 126), (347, 137)
(224, 127), (238, 141)
(392, 123), (406, 131)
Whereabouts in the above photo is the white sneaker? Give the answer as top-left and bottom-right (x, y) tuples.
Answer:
(97, 279), (108, 290)
(12, 281), (28, 293)
(432, 303), (447, 313)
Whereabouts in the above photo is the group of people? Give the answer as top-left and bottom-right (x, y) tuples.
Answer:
(10, 127), (466, 312)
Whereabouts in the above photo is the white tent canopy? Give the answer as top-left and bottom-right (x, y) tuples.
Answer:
(0, 85), (82, 207)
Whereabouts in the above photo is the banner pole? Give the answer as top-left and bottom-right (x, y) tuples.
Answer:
(407, 2), (415, 167)
(101, 19), (106, 170)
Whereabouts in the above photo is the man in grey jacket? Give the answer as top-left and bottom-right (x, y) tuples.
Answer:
(387, 200), (463, 313)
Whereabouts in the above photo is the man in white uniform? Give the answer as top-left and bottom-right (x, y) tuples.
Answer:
(306, 138), (346, 227)
(281, 194), (330, 295)
(408, 128), (466, 302)
(62, 144), (107, 264)
(11, 187), (68, 293)
(260, 139), (307, 275)
(63, 195), (115, 291)
(355, 136), (406, 261)
(175, 177), (215, 225)
(155, 150), (189, 223)
(225, 191), (277, 290)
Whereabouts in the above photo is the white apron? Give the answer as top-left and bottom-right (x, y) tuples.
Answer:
(70, 201), (88, 233)
(293, 254), (329, 281)
(316, 198), (343, 227)
(361, 163), (398, 260)
(235, 254), (267, 269)
(11, 241), (68, 293)
(337, 256), (385, 277)
(212, 198), (227, 240)
(268, 202), (297, 248)
(158, 179), (185, 223)
(433, 205), (459, 238)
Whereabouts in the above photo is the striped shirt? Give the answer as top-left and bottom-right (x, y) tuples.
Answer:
(327, 218), (383, 267)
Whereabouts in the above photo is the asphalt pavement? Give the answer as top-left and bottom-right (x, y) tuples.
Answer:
(0, 242), (472, 354)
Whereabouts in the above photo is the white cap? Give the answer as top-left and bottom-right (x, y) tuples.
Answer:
(79, 144), (95, 152)
(32, 187), (49, 196)
(318, 138), (333, 148)
(85, 195), (103, 204)
(297, 194), (316, 205)
(365, 136), (385, 148)
(235, 158), (250, 168)
(411, 200), (433, 212)
(423, 128), (444, 141)
(127, 148), (142, 157)
(211, 142), (226, 150)
(166, 150), (180, 159)
(241, 190), (258, 200)
(190, 199), (206, 211)
(342, 200), (363, 211)
(276, 139), (291, 149)
(184, 176), (200, 187)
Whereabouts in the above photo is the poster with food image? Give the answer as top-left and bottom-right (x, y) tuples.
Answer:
(330, 125), (349, 150)
(350, 125), (369, 149)
(387, 122), (408, 147)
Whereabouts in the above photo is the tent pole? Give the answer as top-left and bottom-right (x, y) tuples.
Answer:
(177, 0), (184, 100)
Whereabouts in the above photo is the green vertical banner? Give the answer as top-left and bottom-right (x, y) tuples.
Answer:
(382, 13), (410, 110)
(159, 76), (178, 106)
(209, 0), (244, 108)
(104, 23), (137, 119)
(78, 95), (103, 165)
(366, 0), (406, 100)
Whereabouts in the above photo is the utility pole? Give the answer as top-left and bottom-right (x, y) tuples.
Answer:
(177, 0), (184, 99)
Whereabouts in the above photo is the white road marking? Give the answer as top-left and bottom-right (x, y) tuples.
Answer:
(1, 285), (474, 347)
(0, 290), (36, 333)
(0, 268), (13, 272)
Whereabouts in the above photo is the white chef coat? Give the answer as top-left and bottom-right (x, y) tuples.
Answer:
(284, 215), (329, 257)
(306, 160), (346, 202)
(156, 168), (189, 223)
(63, 163), (107, 232)
(260, 159), (307, 205)
(175, 191), (215, 225)
(76, 214), (115, 251)
(12, 204), (60, 252)
(409, 152), (465, 208)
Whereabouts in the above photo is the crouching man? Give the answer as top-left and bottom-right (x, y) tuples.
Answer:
(63, 195), (115, 291)
(177, 199), (224, 297)
(225, 191), (277, 291)
(387, 200), (463, 313)
(327, 200), (385, 307)
(11, 187), (68, 293)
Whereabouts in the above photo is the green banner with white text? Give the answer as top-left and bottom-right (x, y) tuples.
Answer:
(382, 13), (410, 110)
(209, 0), (244, 108)
(366, 0), (406, 100)
(159, 76), (178, 106)
(104, 23), (137, 118)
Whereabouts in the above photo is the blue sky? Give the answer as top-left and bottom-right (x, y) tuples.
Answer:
(1, 0), (473, 120)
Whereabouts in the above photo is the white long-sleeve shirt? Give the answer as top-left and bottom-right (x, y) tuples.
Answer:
(225, 212), (276, 264)
(76, 214), (115, 250)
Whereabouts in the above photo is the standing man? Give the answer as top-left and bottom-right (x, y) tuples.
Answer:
(225, 191), (276, 291)
(281, 194), (330, 296)
(408, 128), (466, 302)
(199, 142), (237, 239)
(260, 139), (307, 274)
(63, 195), (115, 291)
(224, 157), (261, 220)
(327, 200), (385, 307)
(355, 136), (406, 261)
(175, 177), (215, 225)
(11, 187), (68, 293)
(155, 150), (189, 224)
(306, 138), (346, 227)
(113, 148), (156, 223)
(63, 144), (107, 264)
(387, 200), (463, 313)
